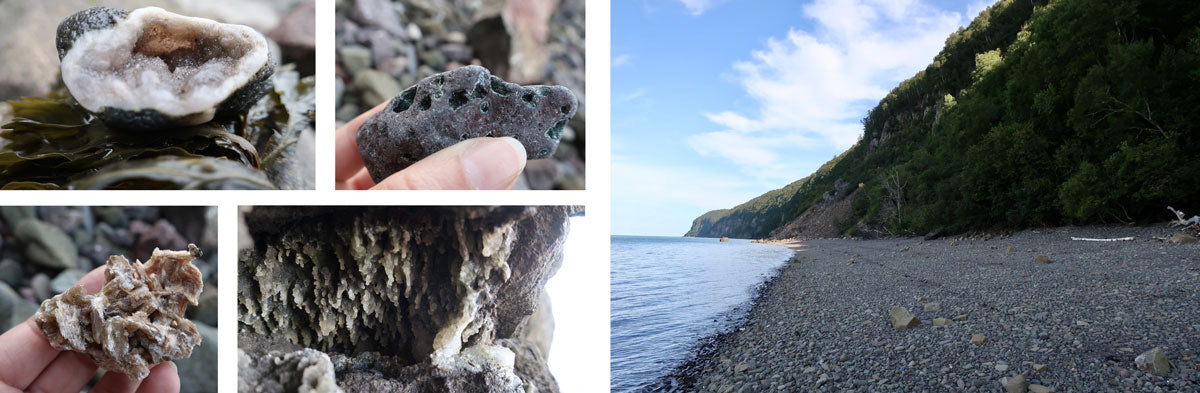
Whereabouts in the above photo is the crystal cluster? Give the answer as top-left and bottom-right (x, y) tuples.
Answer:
(35, 244), (205, 380)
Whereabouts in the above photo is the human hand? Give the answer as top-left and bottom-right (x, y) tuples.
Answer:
(0, 266), (180, 393)
(335, 101), (528, 190)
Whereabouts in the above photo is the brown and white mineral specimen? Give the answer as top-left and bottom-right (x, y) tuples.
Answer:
(35, 244), (205, 380)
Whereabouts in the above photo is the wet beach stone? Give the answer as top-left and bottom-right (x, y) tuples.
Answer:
(56, 7), (274, 131)
(357, 65), (577, 183)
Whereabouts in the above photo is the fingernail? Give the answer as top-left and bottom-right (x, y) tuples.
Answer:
(461, 137), (526, 190)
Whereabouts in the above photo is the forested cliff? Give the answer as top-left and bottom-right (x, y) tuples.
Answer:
(687, 0), (1200, 239)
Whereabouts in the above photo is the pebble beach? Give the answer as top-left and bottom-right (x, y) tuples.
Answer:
(662, 226), (1200, 393)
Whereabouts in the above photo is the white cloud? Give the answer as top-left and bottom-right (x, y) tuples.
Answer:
(703, 111), (761, 132)
(693, 0), (969, 177)
(676, 0), (725, 15)
(616, 88), (647, 104)
(612, 54), (633, 68)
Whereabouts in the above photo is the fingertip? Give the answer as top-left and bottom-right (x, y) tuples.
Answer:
(77, 265), (107, 293)
(461, 137), (527, 190)
(498, 136), (528, 165)
(135, 361), (179, 393)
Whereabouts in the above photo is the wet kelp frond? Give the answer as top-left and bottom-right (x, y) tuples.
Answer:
(0, 67), (314, 190)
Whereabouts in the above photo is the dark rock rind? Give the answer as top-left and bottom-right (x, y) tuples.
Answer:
(100, 60), (274, 131)
(101, 107), (173, 132)
(56, 7), (275, 132)
(55, 7), (129, 60)
(216, 60), (276, 122)
(330, 352), (523, 393)
(357, 65), (578, 183)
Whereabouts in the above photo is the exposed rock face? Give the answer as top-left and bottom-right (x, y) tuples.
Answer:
(769, 179), (857, 240)
(238, 206), (579, 393)
(35, 245), (204, 380)
(356, 66), (577, 183)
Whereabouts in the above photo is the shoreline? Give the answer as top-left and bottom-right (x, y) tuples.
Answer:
(649, 225), (1199, 392)
(642, 240), (796, 392)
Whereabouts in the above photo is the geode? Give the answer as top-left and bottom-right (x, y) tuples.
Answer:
(356, 66), (577, 183)
(35, 244), (205, 380)
(57, 7), (274, 131)
(239, 206), (581, 393)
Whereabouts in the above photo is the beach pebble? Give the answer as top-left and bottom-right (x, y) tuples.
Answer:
(1029, 384), (1054, 393)
(890, 306), (920, 330)
(1000, 375), (1027, 393)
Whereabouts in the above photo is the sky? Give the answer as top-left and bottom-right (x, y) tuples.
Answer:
(612, 0), (995, 236)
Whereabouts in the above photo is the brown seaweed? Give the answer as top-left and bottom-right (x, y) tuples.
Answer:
(0, 67), (315, 189)
(67, 156), (276, 190)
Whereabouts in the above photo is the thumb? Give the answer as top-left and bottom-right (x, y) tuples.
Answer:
(373, 137), (527, 190)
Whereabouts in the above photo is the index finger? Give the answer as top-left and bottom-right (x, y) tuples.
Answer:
(75, 264), (107, 293)
(0, 265), (105, 389)
(335, 100), (389, 182)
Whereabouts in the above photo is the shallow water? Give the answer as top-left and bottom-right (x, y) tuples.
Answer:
(610, 235), (792, 393)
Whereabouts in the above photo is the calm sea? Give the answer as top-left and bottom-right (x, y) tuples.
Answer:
(610, 235), (793, 393)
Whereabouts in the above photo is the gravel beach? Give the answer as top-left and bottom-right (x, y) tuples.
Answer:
(663, 226), (1200, 393)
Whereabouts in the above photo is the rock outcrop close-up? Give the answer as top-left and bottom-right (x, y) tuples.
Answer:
(238, 206), (580, 393)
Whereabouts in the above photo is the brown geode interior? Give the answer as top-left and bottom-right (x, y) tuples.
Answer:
(132, 20), (250, 73)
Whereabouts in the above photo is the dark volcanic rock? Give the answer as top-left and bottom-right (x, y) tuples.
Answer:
(238, 206), (580, 393)
(239, 348), (341, 393)
(330, 351), (523, 393)
(356, 66), (577, 183)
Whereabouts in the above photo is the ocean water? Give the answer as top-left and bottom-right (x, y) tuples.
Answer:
(610, 236), (793, 393)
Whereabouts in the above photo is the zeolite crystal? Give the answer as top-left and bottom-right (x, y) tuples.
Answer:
(56, 7), (273, 131)
(356, 65), (577, 183)
(34, 244), (205, 380)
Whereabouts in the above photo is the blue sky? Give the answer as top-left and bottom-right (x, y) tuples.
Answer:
(612, 0), (994, 236)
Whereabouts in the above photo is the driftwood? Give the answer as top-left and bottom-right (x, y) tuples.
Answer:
(1070, 237), (1134, 242)
(1167, 206), (1200, 229)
